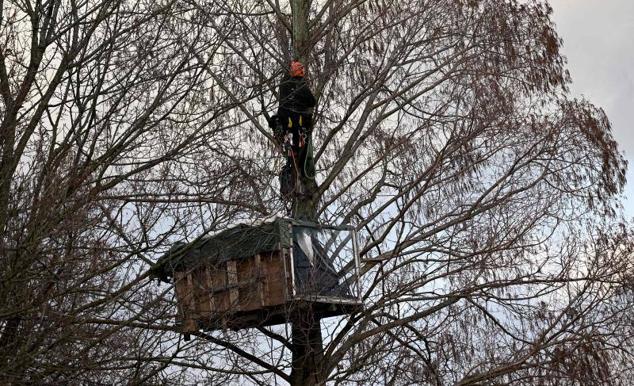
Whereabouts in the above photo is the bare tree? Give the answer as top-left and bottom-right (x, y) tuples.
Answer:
(1, 0), (632, 385)
(0, 0), (259, 383)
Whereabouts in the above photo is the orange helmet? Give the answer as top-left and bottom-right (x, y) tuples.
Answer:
(289, 60), (305, 77)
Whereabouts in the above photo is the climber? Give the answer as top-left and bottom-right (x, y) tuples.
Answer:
(268, 60), (316, 197)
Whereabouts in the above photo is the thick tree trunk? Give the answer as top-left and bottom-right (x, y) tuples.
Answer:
(290, 0), (310, 61)
(288, 1), (324, 385)
(290, 309), (323, 386)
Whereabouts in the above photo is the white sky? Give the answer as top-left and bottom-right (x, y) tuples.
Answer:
(549, 0), (634, 217)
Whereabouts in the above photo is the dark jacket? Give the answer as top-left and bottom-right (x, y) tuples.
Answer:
(277, 76), (316, 117)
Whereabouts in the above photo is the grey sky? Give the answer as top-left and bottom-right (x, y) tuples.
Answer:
(549, 0), (634, 216)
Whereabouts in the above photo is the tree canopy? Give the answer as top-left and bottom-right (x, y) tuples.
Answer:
(0, 0), (632, 384)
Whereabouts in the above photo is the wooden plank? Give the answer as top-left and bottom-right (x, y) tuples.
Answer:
(226, 260), (239, 311)
(237, 257), (257, 311)
(261, 253), (271, 306)
(173, 271), (188, 325)
(191, 269), (203, 317)
(238, 254), (262, 311)
(254, 253), (264, 307)
(183, 272), (197, 333)
(264, 251), (286, 307)
(210, 264), (228, 314)
(206, 267), (216, 315)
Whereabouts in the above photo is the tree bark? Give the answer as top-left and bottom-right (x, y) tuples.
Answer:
(290, 0), (310, 61)
(290, 309), (324, 386)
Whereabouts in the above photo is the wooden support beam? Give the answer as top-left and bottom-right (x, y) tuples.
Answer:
(204, 267), (215, 315)
(254, 253), (264, 307)
(226, 261), (239, 311)
(183, 272), (197, 333)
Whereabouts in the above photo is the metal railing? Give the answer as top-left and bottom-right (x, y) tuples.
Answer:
(287, 222), (362, 304)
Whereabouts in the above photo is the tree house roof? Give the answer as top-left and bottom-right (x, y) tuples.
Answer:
(149, 218), (354, 283)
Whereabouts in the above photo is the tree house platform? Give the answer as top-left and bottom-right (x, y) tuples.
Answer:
(150, 218), (362, 333)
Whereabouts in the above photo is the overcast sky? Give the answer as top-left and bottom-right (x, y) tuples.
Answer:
(548, 0), (634, 216)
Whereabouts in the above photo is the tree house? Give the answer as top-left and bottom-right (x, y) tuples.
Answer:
(150, 218), (362, 334)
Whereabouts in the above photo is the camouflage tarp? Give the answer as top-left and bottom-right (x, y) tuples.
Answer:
(149, 218), (293, 282)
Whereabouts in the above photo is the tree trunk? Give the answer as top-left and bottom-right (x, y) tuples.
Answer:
(289, 0), (318, 222)
(290, 309), (323, 386)
(288, 1), (324, 385)
(290, 0), (310, 61)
